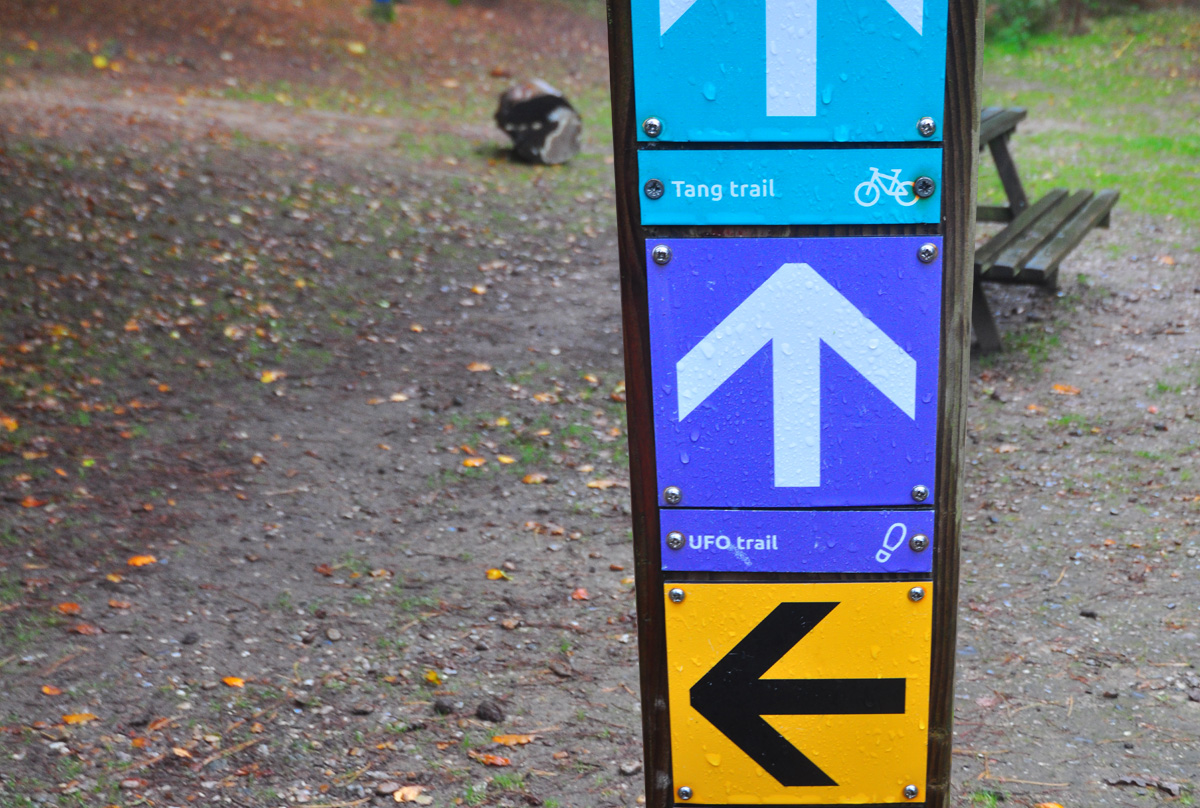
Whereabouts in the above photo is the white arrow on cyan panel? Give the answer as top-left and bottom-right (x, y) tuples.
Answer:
(767, 0), (923, 116)
(659, 0), (924, 116)
(676, 263), (916, 488)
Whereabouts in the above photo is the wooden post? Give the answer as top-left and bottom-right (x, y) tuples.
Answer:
(605, 1), (981, 805)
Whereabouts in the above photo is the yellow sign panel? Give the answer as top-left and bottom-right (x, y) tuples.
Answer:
(664, 582), (932, 805)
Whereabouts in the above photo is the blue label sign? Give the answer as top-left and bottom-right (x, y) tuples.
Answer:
(649, 237), (940, 509)
(639, 148), (941, 225)
(632, 0), (948, 143)
(661, 509), (935, 573)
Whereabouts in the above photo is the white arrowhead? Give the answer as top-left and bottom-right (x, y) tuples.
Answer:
(660, 0), (701, 35)
(676, 263), (916, 488)
(886, 0), (924, 34)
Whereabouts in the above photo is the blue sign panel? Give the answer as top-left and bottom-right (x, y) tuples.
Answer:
(648, 237), (940, 509)
(632, 0), (949, 143)
(639, 148), (941, 225)
(660, 509), (935, 573)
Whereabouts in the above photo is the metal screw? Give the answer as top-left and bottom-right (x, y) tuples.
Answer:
(917, 243), (938, 264)
(910, 485), (929, 502)
(666, 531), (685, 550)
(669, 588), (686, 604)
(642, 117), (663, 138)
(678, 786), (693, 801)
(909, 533), (930, 552)
(909, 587), (926, 603)
(651, 244), (673, 266)
(913, 176), (936, 198)
(644, 179), (665, 200)
(917, 117), (936, 137)
(663, 486), (682, 505)
(904, 785), (920, 800)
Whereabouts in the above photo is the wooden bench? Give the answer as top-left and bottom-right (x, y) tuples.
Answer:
(972, 106), (1120, 353)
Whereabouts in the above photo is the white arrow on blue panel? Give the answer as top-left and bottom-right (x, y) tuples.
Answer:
(676, 263), (916, 488)
(660, 0), (924, 116)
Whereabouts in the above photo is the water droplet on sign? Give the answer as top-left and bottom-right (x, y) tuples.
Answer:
(702, 82), (718, 101)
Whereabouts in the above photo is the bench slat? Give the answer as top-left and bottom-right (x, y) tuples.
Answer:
(1024, 190), (1121, 277)
(975, 189), (1068, 274)
(988, 190), (1094, 283)
(978, 107), (1027, 149)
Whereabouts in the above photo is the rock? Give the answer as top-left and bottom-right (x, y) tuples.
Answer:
(181, 632), (199, 645)
(325, 627), (343, 642)
(350, 703), (374, 715)
(376, 781), (401, 795)
(433, 697), (457, 715)
(494, 79), (582, 165)
(619, 761), (643, 776)
(475, 699), (505, 722)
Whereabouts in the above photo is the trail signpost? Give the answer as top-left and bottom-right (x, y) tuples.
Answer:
(606, 0), (980, 804)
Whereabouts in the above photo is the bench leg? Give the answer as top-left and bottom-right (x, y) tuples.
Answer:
(972, 274), (1004, 354)
(988, 135), (1029, 214)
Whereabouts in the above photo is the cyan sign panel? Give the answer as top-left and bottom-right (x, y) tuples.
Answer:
(648, 237), (940, 509)
(632, 0), (949, 143)
(660, 509), (935, 573)
(638, 148), (941, 225)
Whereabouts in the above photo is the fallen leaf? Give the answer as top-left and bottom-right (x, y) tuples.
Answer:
(485, 568), (509, 580)
(394, 785), (427, 803)
(42, 685), (62, 696)
(250, 453), (267, 466)
(314, 563), (334, 576)
(611, 381), (626, 402)
(496, 455), (515, 464)
(468, 750), (511, 766)
(70, 623), (102, 635)
(1033, 803), (1064, 808)
(466, 361), (492, 372)
(127, 555), (157, 567)
(1158, 255), (1175, 265)
(522, 473), (548, 485)
(390, 393), (409, 402)
(222, 677), (245, 688)
(21, 496), (48, 508)
(470, 284), (487, 295)
(172, 747), (193, 758)
(62, 713), (98, 725)
(105, 573), (123, 583)
(610, 564), (625, 572)
(492, 734), (536, 746)
(1052, 383), (1081, 395)
(92, 54), (108, 69)
(56, 602), (82, 615)
(1025, 403), (1046, 414)
(1, 416), (17, 432)
(463, 457), (486, 468)
(147, 717), (172, 731)
(260, 370), (284, 383)
(424, 669), (442, 686)
(586, 478), (621, 490)
(346, 41), (367, 55)
(994, 444), (1019, 453)
(409, 324), (424, 333)
(495, 416), (509, 427)
(571, 588), (590, 601)
(108, 599), (132, 609)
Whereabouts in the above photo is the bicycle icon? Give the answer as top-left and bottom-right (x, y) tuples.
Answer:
(854, 167), (918, 207)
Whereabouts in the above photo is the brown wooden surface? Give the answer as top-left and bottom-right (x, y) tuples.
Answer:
(927, 1), (981, 807)
(604, 2), (672, 805)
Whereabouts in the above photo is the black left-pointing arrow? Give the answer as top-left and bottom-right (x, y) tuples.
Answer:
(690, 602), (906, 787)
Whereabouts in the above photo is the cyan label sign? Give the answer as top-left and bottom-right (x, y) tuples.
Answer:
(638, 148), (941, 225)
(660, 509), (935, 573)
(648, 237), (940, 509)
(632, 0), (949, 143)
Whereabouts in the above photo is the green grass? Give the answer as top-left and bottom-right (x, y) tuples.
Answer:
(982, 10), (1200, 222)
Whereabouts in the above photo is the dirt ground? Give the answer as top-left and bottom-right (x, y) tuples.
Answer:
(1, 1), (1197, 807)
